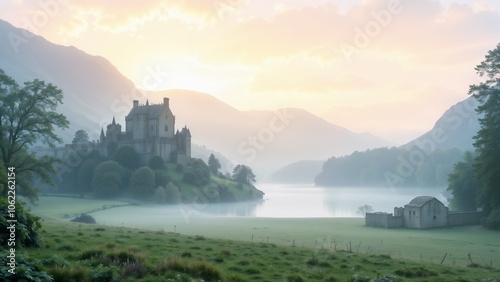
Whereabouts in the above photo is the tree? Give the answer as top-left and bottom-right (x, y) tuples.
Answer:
(129, 166), (155, 198)
(232, 164), (256, 185)
(356, 204), (374, 218)
(154, 186), (167, 204)
(148, 155), (165, 170)
(469, 42), (500, 229)
(208, 153), (221, 175)
(447, 152), (480, 211)
(72, 129), (89, 145)
(76, 159), (98, 196)
(0, 69), (69, 201)
(164, 181), (181, 203)
(91, 161), (124, 198)
(113, 144), (139, 170)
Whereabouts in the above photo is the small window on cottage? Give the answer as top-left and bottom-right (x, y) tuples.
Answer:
(164, 125), (168, 132)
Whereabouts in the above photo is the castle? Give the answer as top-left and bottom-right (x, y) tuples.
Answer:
(98, 97), (192, 165)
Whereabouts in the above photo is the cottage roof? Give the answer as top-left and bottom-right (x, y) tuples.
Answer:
(405, 196), (437, 208)
(126, 104), (164, 119)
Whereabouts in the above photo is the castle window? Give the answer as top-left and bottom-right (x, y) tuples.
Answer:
(413, 211), (416, 216)
(166, 115), (168, 120)
(151, 125), (153, 131)
(164, 125), (168, 132)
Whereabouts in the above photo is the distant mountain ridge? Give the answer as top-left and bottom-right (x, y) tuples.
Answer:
(401, 97), (480, 153)
(0, 19), (393, 176)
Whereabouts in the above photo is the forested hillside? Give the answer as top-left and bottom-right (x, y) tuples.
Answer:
(315, 147), (462, 187)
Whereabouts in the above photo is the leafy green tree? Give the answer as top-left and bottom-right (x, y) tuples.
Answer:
(154, 186), (167, 204)
(0, 197), (43, 247)
(72, 129), (89, 145)
(208, 153), (221, 175)
(113, 145), (139, 170)
(129, 166), (155, 198)
(91, 161), (124, 198)
(232, 164), (256, 185)
(106, 141), (118, 158)
(447, 151), (480, 211)
(76, 159), (98, 196)
(154, 169), (170, 187)
(165, 181), (181, 203)
(148, 155), (165, 170)
(0, 70), (69, 201)
(469, 42), (500, 229)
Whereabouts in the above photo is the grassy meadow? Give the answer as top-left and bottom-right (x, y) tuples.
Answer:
(17, 218), (500, 282)
(28, 197), (500, 267)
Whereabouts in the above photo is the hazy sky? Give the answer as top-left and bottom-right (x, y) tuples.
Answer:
(2, 0), (500, 143)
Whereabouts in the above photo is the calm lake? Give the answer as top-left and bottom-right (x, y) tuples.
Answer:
(192, 183), (449, 218)
(93, 183), (449, 224)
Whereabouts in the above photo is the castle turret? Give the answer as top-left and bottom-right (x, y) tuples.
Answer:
(163, 97), (169, 107)
(99, 128), (105, 143)
(133, 100), (139, 108)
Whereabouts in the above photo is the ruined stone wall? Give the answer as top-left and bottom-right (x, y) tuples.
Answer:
(448, 211), (482, 226)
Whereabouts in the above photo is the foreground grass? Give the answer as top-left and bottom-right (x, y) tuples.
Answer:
(20, 219), (500, 281)
(28, 197), (500, 268)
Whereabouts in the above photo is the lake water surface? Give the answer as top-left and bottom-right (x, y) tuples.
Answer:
(91, 183), (449, 228)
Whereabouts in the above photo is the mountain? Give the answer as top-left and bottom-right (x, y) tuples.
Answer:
(0, 19), (392, 177)
(0, 19), (136, 142)
(147, 89), (392, 177)
(401, 97), (480, 153)
(268, 160), (324, 184)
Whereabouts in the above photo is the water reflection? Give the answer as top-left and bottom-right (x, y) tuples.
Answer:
(196, 183), (449, 218)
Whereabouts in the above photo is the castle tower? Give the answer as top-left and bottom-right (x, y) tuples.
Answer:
(106, 116), (122, 143)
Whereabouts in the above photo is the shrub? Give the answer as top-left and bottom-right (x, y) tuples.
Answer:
(0, 198), (42, 247)
(130, 166), (156, 198)
(166, 258), (224, 281)
(175, 163), (184, 172)
(122, 260), (147, 279)
(80, 249), (105, 260)
(0, 251), (52, 281)
(93, 265), (119, 282)
(40, 254), (69, 267)
(71, 213), (96, 224)
(47, 265), (91, 282)
(395, 267), (438, 278)
(148, 155), (165, 170)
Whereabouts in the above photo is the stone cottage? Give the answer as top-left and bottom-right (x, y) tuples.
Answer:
(400, 196), (448, 229)
(366, 196), (482, 229)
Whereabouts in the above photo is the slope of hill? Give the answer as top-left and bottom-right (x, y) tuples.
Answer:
(0, 19), (137, 141)
(268, 160), (324, 184)
(148, 89), (392, 176)
(401, 97), (480, 152)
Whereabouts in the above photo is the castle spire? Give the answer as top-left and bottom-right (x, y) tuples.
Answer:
(112, 116), (116, 125)
(100, 127), (105, 142)
(146, 99), (149, 106)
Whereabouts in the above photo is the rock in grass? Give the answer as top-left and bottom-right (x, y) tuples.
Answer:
(70, 213), (96, 224)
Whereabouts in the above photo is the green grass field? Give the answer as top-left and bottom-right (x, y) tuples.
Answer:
(17, 218), (500, 281)
(28, 196), (500, 269)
